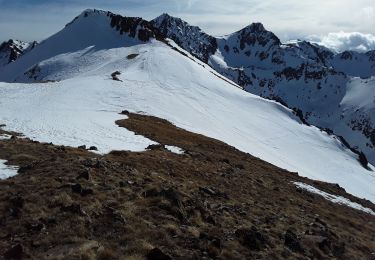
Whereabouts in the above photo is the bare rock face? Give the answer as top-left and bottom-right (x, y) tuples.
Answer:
(0, 39), (36, 67)
(108, 12), (164, 42)
(151, 13), (217, 63)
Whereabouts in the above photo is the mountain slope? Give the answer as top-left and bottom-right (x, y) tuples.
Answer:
(0, 10), (374, 202)
(0, 9), (162, 83)
(1, 112), (374, 259)
(151, 15), (375, 166)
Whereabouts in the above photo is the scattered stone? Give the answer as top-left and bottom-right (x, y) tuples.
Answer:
(9, 196), (24, 217)
(26, 221), (45, 232)
(235, 227), (267, 251)
(147, 144), (164, 150)
(111, 71), (122, 81)
(146, 248), (172, 260)
(4, 244), (23, 259)
(332, 242), (346, 257)
(57, 146), (66, 152)
(81, 158), (101, 168)
(235, 164), (245, 170)
(71, 183), (83, 194)
(76, 170), (90, 180)
(88, 146), (98, 151)
(284, 229), (303, 252)
(200, 187), (217, 196)
(126, 53), (139, 59)
(71, 183), (94, 196)
(60, 203), (85, 215)
(18, 163), (34, 174)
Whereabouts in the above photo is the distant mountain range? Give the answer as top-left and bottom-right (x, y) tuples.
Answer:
(151, 14), (375, 166)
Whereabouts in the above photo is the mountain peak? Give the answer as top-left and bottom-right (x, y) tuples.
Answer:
(228, 22), (281, 48)
(244, 22), (266, 33)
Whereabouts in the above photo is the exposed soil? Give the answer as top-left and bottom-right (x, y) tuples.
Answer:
(0, 113), (374, 259)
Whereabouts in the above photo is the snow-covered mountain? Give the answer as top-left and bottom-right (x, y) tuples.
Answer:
(0, 9), (374, 202)
(151, 14), (375, 165)
(0, 39), (36, 68)
(0, 10), (162, 82)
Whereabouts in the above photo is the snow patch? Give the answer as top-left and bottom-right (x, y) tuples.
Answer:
(0, 160), (19, 179)
(165, 145), (185, 154)
(294, 182), (375, 216)
(0, 134), (12, 140)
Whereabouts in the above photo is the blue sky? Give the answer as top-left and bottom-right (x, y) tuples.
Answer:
(1, 0), (375, 51)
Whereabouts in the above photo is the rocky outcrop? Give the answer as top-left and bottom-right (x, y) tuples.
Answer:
(0, 39), (36, 67)
(152, 14), (217, 63)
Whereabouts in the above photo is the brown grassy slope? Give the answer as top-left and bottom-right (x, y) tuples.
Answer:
(0, 113), (373, 259)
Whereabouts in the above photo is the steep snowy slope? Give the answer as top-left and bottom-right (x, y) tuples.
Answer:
(152, 15), (375, 165)
(0, 10), (374, 202)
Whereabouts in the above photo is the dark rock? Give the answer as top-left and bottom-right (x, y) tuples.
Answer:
(111, 71), (122, 81)
(332, 242), (345, 257)
(76, 170), (90, 180)
(57, 146), (66, 152)
(235, 226), (267, 250)
(26, 221), (45, 232)
(10, 196), (24, 209)
(121, 110), (130, 115)
(284, 229), (303, 252)
(146, 248), (172, 260)
(18, 164), (34, 174)
(71, 183), (93, 196)
(199, 187), (217, 196)
(60, 203), (85, 215)
(78, 145), (86, 150)
(127, 53), (139, 59)
(4, 244), (23, 260)
(71, 183), (83, 194)
(146, 144), (164, 150)
(358, 151), (369, 170)
(111, 71), (121, 77)
(81, 158), (101, 168)
(144, 187), (161, 198)
(88, 146), (98, 151)
(80, 188), (94, 196)
(318, 237), (332, 254)
(9, 196), (24, 217)
(235, 164), (245, 170)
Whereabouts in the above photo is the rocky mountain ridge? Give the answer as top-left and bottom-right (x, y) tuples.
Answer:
(151, 14), (375, 166)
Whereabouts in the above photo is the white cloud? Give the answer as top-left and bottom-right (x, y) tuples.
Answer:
(309, 32), (375, 53)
